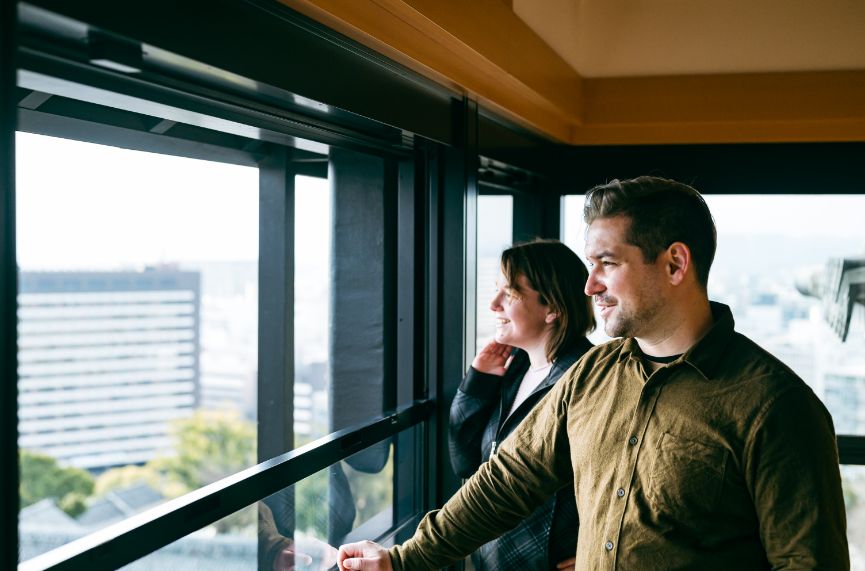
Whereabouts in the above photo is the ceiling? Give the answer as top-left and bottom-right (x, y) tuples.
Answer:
(513, 0), (865, 77)
(281, 0), (865, 144)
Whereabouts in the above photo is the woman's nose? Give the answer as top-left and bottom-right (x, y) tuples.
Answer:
(490, 290), (504, 311)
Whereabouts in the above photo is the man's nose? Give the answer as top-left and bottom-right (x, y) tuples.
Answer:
(584, 272), (603, 296)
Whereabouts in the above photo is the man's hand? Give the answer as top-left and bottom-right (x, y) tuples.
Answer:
(273, 546), (312, 571)
(556, 556), (576, 570)
(337, 540), (393, 571)
(471, 341), (513, 376)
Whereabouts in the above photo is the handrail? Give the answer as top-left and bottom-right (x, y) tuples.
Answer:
(20, 399), (435, 571)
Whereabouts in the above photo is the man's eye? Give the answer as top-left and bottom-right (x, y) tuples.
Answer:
(602, 261), (616, 267)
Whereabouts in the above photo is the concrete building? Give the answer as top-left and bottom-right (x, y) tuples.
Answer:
(18, 269), (201, 471)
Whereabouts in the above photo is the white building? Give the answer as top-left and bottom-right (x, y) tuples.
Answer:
(18, 269), (201, 471)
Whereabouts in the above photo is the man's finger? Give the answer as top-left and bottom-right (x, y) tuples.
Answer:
(341, 558), (368, 570)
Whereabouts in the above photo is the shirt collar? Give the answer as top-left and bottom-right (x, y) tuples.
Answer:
(617, 301), (736, 380)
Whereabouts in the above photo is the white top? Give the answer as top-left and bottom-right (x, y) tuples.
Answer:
(507, 361), (553, 418)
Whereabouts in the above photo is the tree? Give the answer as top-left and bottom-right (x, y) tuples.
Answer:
(97, 409), (258, 533)
(152, 409), (257, 489)
(20, 449), (95, 517)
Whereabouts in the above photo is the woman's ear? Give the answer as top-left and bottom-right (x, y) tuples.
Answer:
(545, 312), (558, 324)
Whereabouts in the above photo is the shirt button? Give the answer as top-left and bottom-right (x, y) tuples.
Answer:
(616, 488), (625, 498)
(628, 436), (638, 445)
(604, 541), (614, 551)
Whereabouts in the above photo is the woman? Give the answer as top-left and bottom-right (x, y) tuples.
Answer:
(449, 239), (595, 571)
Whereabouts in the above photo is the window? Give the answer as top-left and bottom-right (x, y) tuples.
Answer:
(475, 195), (514, 353)
(17, 133), (260, 559)
(563, 192), (865, 564)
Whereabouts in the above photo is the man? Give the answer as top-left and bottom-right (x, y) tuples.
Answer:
(338, 176), (848, 570)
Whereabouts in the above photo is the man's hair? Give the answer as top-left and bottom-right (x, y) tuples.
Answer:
(501, 239), (595, 362)
(583, 176), (717, 287)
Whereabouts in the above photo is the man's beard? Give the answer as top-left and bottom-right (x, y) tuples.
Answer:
(601, 296), (664, 339)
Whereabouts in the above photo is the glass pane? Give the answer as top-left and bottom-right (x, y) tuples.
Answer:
(564, 193), (865, 415)
(561, 194), (612, 346)
(843, 465), (865, 570)
(476, 195), (513, 354)
(704, 195), (865, 437)
(17, 132), (259, 560)
(121, 436), (398, 570)
(294, 175), (331, 443)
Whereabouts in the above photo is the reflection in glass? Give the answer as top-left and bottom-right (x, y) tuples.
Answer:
(122, 438), (395, 570)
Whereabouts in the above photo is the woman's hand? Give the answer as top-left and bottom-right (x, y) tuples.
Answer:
(471, 341), (514, 376)
(556, 556), (576, 570)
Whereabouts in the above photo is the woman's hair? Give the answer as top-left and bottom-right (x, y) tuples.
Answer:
(500, 239), (595, 361)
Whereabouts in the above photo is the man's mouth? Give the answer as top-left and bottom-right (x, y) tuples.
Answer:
(495, 317), (511, 328)
(595, 300), (616, 319)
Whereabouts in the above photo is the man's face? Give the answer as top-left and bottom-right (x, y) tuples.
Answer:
(584, 216), (668, 339)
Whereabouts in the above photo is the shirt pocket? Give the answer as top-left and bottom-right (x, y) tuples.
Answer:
(644, 431), (728, 518)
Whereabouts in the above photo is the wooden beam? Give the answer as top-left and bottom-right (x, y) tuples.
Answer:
(277, 0), (865, 145)
(575, 71), (865, 144)
(278, 0), (582, 142)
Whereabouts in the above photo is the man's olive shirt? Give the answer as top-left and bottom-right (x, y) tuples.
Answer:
(391, 303), (848, 570)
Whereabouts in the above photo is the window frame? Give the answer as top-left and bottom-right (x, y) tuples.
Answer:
(7, 5), (459, 568)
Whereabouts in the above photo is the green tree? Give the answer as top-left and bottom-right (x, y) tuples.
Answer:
(153, 409), (257, 490)
(19, 450), (95, 517)
(97, 409), (258, 533)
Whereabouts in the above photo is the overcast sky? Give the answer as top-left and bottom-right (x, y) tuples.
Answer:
(16, 132), (329, 271)
(16, 132), (865, 273)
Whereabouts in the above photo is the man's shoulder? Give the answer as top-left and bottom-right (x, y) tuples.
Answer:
(721, 330), (812, 395)
(568, 338), (627, 378)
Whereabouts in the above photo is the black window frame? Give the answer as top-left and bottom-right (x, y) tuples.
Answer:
(5, 2), (480, 568)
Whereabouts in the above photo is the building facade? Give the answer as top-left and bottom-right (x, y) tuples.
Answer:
(18, 269), (200, 471)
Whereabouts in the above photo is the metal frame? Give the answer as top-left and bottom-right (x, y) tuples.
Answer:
(432, 97), (479, 512)
(11, 8), (449, 569)
(1, 0), (18, 568)
(838, 435), (865, 465)
(19, 400), (434, 571)
(258, 147), (297, 463)
(21, 0), (457, 147)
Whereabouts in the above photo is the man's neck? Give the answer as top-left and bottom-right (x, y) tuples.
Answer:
(636, 298), (714, 358)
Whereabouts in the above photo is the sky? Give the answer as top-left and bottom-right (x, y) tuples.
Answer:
(16, 131), (865, 273)
(562, 193), (865, 262)
(15, 132), (329, 271)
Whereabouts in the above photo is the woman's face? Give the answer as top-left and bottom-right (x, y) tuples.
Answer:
(490, 272), (555, 350)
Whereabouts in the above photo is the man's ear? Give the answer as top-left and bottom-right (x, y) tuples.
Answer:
(666, 242), (691, 286)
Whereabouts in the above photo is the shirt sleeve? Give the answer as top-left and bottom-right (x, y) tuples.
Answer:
(745, 384), (849, 570)
(391, 369), (576, 571)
